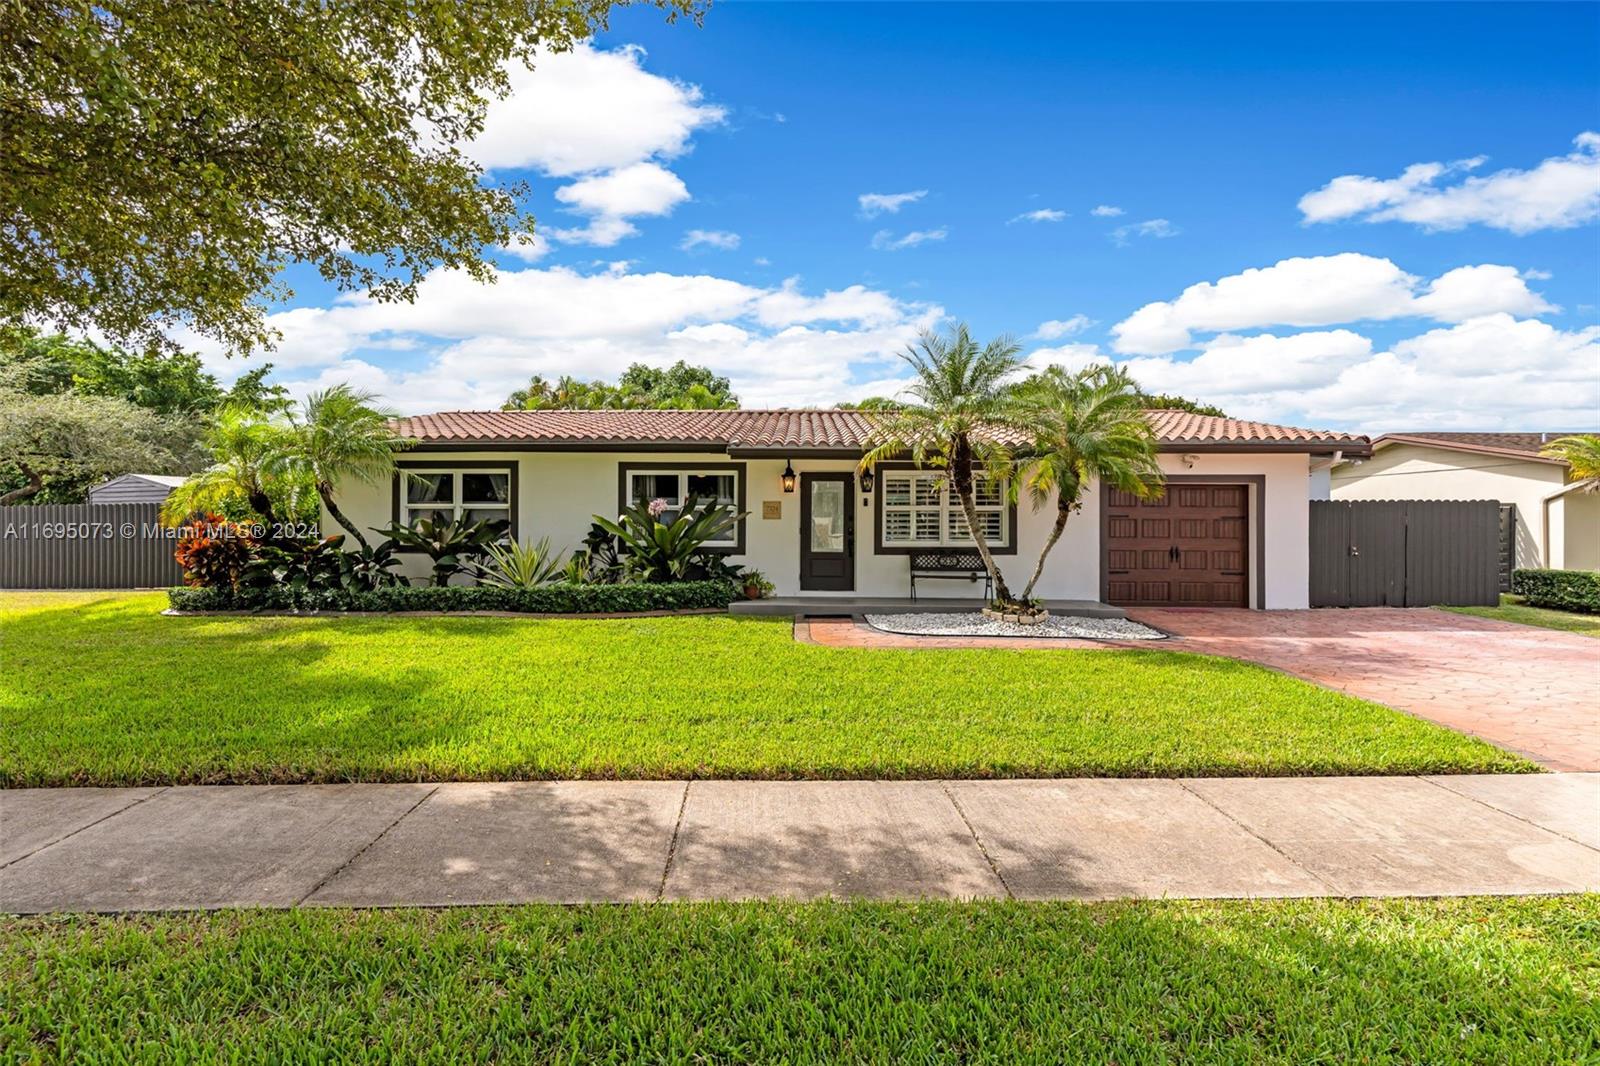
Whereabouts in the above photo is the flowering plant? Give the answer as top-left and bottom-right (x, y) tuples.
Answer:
(648, 497), (669, 518)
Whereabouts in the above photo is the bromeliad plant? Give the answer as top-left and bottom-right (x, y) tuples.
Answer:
(376, 515), (511, 587)
(474, 536), (567, 589)
(240, 534), (349, 593)
(592, 495), (744, 583)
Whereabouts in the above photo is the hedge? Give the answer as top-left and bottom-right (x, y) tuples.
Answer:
(167, 580), (742, 615)
(1510, 568), (1600, 613)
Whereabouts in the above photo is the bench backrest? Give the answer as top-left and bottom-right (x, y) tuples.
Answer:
(909, 549), (987, 573)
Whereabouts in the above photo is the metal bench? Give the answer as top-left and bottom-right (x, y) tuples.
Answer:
(908, 549), (992, 602)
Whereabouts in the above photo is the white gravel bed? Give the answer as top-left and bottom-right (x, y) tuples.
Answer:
(864, 612), (1166, 641)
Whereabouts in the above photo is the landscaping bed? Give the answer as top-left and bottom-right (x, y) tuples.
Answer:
(2, 897), (1594, 1063)
(0, 592), (1533, 786)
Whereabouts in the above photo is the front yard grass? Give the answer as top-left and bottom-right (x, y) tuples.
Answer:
(1442, 594), (1600, 637)
(0, 591), (1532, 785)
(3, 897), (1595, 1064)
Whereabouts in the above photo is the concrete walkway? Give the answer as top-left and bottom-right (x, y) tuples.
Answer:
(3, 775), (1596, 912)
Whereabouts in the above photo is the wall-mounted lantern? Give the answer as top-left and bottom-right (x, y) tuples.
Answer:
(857, 467), (875, 494)
(780, 459), (797, 493)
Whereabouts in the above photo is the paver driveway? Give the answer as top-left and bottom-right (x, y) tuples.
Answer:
(1130, 608), (1598, 771)
(803, 609), (1599, 771)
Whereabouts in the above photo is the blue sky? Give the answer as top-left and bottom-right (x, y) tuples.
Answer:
(223, 2), (1600, 431)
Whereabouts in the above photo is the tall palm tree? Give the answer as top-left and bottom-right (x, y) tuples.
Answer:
(162, 405), (302, 525)
(287, 386), (410, 550)
(861, 324), (1026, 604)
(1014, 365), (1165, 601)
(1540, 434), (1600, 489)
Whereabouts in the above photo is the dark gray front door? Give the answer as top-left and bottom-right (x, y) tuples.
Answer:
(800, 473), (854, 591)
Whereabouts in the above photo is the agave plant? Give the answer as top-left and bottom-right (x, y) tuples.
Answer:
(375, 515), (510, 587)
(474, 537), (568, 588)
(592, 495), (743, 583)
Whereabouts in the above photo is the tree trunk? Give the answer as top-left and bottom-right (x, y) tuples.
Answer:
(950, 435), (1015, 605)
(246, 489), (277, 527)
(0, 462), (43, 505)
(1022, 497), (1073, 602)
(319, 483), (371, 552)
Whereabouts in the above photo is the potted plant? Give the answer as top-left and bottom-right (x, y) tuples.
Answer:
(741, 569), (776, 600)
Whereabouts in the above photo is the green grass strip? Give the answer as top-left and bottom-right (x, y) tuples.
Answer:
(0, 591), (1532, 785)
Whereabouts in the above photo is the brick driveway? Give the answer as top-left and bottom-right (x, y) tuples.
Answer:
(801, 610), (1600, 771)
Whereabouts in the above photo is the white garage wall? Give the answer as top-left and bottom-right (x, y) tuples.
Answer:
(327, 447), (1313, 607)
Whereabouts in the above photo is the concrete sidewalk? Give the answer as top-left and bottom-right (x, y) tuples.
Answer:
(3, 775), (1596, 913)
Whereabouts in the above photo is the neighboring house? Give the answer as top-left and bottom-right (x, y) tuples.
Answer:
(329, 409), (1369, 609)
(1331, 432), (1600, 571)
(87, 473), (186, 506)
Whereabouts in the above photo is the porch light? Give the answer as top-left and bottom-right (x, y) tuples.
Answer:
(857, 467), (875, 494)
(781, 459), (797, 493)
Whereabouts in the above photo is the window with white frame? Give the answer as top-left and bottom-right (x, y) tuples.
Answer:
(880, 470), (1007, 547)
(400, 469), (511, 530)
(622, 466), (740, 547)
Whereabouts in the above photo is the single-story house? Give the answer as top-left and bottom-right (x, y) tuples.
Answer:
(87, 473), (187, 506)
(1331, 432), (1599, 571)
(328, 409), (1370, 609)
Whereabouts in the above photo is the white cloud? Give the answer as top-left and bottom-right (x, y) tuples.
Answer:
(680, 229), (741, 252)
(1091, 205), (1125, 217)
(468, 43), (724, 176)
(1111, 253), (1554, 354)
(546, 162), (689, 246)
(194, 264), (941, 413)
(858, 190), (927, 218)
(1110, 218), (1178, 245)
(499, 233), (551, 262)
(1120, 330), (1375, 397)
(1299, 133), (1600, 233)
(870, 227), (947, 251)
(1032, 315), (1094, 340)
(1009, 208), (1067, 224)
(1022, 343), (1109, 376)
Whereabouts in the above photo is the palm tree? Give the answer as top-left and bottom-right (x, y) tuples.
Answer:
(1014, 365), (1165, 601)
(286, 385), (411, 551)
(162, 405), (302, 525)
(861, 324), (1026, 605)
(1540, 434), (1600, 489)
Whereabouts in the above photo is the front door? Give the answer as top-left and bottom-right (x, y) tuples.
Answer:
(799, 473), (855, 591)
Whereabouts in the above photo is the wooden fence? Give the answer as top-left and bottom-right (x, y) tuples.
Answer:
(0, 503), (183, 589)
(1309, 499), (1501, 608)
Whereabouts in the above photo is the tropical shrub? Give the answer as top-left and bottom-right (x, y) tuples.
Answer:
(375, 515), (510, 587)
(475, 537), (567, 588)
(342, 539), (409, 591)
(167, 580), (741, 614)
(240, 535), (348, 593)
(592, 495), (743, 583)
(1512, 568), (1600, 613)
(173, 513), (256, 589)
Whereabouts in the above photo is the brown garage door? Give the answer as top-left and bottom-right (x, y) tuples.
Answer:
(1104, 484), (1248, 607)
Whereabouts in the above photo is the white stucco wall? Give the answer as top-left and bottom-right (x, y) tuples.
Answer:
(1330, 443), (1566, 568)
(1548, 490), (1600, 571)
(327, 448), (1313, 607)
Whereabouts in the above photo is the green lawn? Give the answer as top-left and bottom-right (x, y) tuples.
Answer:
(0, 591), (1531, 785)
(1443, 594), (1600, 637)
(3, 898), (1595, 1064)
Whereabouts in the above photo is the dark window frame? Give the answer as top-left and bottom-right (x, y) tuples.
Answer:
(872, 461), (1018, 556)
(615, 461), (747, 555)
(390, 460), (519, 552)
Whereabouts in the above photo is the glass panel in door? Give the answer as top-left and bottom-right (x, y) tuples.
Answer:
(810, 479), (846, 552)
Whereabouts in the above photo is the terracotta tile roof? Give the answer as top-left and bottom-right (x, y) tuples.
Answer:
(1374, 431), (1595, 463)
(394, 408), (1368, 452)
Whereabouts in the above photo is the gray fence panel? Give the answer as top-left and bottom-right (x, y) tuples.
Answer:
(1309, 499), (1500, 608)
(0, 503), (184, 589)
(1405, 500), (1501, 607)
(1498, 504), (1516, 592)
(1348, 500), (1408, 606)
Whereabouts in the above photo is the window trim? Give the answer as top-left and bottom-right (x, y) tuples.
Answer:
(390, 461), (519, 550)
(873, 461), (1017, 555)
(615, 461), (747, 554)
